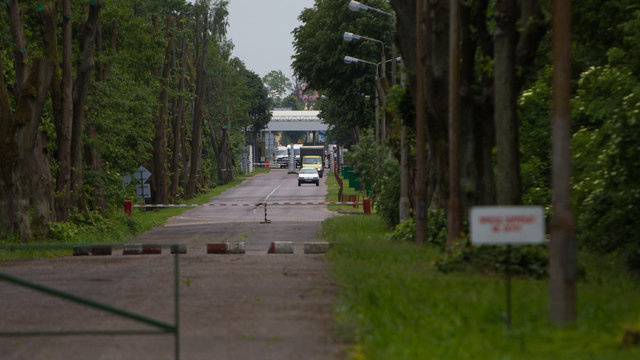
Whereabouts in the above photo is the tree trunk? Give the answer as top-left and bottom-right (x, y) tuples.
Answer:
(171, 14), (187, 200)
(31, 129), (55, 238)
(70, 1), (103, 209)
(7, 0), (29, 99)
(55, 0), (74, 222)
(0, 58), (55, 240)
(187, 10), (208, 199)
(32, 3), (59, 232)
(152, 14), (174, 204)
(494, 0), (522, 205)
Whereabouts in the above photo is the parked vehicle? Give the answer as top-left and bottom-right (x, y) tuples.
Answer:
(300, 145), (325, 177)
(298, 168), (319, 186)
(275, 146), (289, 168)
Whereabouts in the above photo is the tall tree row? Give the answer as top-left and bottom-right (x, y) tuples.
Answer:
(0, 0), (265, 241)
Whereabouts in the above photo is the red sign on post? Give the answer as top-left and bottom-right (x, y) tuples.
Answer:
(470, 206), (545, 245)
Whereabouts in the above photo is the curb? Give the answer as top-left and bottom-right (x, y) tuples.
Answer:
(303, 242), (336, 254)
(207, 242), (245, 254)
(267, 241), (294, 254)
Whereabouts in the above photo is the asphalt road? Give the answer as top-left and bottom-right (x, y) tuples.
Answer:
(0, 169), (344, 360)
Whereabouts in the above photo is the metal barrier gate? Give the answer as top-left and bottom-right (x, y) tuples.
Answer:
(0, 243), (182, 360)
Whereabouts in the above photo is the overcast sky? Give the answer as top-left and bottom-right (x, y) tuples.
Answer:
(226, 0), (316, 82)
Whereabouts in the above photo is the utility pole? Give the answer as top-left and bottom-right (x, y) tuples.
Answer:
(448, 0), (462, 246)
(549, 0), (576, 324)
(415, 0), (427, 245)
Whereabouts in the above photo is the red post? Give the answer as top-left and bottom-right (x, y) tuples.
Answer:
(363, 198), (371, 215)
(124, 200), (132, 215)
(266, 160), (270, 169)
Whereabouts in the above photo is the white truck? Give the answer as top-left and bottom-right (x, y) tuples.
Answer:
(275, 146), (289, 168)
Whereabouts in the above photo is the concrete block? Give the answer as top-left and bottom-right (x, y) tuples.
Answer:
(171, 244), (187, 254)
(123, 244), (142, 255)
(207, 243), (228, 254)
(73, 246), (91, 256)
(91, 245), (112, 256)
(141, 244), (162, 254)
(303, 242), (335, 254)
(227, 242), (245, 254)
(268, 241), (294, 254)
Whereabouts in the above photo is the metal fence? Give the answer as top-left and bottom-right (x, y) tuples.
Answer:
(0, 243), (182, 360)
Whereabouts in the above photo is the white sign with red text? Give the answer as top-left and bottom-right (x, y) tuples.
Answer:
(470, 206), (545, 245)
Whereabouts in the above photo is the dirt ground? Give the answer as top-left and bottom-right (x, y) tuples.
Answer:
(0, 220), (345, 360)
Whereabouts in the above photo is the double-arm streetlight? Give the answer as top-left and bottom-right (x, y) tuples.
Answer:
(347, 1), (410, 224)
(348, 1), (397, 85)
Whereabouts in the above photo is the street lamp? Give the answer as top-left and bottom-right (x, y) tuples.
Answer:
(348, 1), (408, 225)
(343, 32), (385, 76)
(347, 1), (396, 85)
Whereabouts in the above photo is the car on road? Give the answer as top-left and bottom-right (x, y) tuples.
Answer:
(298, 168), (320, 186)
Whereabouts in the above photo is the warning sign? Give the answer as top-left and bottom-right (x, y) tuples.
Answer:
(470, 206), (545, 245)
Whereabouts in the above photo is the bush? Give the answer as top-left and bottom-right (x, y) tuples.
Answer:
(432, 235), (550, 279)
(386, 209), (448, 247)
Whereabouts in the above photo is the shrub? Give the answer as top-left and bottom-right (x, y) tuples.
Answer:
(386, 209), (448, 247)
(432, 235), (550, 279)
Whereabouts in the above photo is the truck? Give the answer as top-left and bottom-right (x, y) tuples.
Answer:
(274, 146), (289, 168)
(300, 145), (325, 177)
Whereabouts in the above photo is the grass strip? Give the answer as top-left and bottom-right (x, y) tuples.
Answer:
(0, 169), (269, 261)
(322, 215), (640, 360)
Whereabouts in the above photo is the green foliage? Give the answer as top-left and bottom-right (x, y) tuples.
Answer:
(292, 0), (393, 143)
(280, 94), (304, 110)
(432, 236), (550, 279)
(518, 66), (552, 208)
(262, 70), (292, 101)
(572, 63), (640, 270)
(386, 209), (448, 247)
(323, 215), (640, 360)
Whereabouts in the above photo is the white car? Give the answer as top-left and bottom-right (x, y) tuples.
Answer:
(298, 168), (320, 186)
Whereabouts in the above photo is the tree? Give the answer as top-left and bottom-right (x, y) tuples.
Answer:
(281, 95), (304, 110)
(262, 70), (292, 101)
(292, 0), (392, 145)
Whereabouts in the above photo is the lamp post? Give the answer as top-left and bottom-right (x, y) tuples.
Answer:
(348, 1), (396, 86)
(347, 2), (410, 223)
(344, 55), (381, 143)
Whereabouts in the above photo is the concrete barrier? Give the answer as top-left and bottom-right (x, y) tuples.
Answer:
(267, 241), (294, 254)
(207, 242), (245, 254)
(73, 245), (112, 256)
(303, 242), (335, 254)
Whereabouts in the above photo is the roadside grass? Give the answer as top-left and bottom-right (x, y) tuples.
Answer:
(0, 169), (269, 261)
(325, 171), (367, 213)
(322, 215), (640, 360)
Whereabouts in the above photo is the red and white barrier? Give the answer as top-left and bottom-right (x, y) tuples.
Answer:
(130, 201), (363, 208)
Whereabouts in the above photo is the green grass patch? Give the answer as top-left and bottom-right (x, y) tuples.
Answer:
(0, 172), (267, 261)
(325, 171), (367, 213)
(322, 215), (640, 360)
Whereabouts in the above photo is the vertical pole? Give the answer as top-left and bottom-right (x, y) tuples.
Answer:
(381, 45), (387, 140)
(448, 0), (462, 246)
(506, 245), (512, 331)
(415, 0), (427, 245)
(173, 245), (180, 360)
(375, 85), (380, 143)
(549, 0), (576, 324)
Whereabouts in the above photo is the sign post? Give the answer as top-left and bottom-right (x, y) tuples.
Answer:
(470, 206), (545, 330)
(133, 166), (152, 212)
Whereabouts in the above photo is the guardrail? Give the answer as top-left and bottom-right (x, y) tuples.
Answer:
(0, 243), (182, 360)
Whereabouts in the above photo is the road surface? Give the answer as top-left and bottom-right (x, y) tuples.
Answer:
(0, 169), (344, 360)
